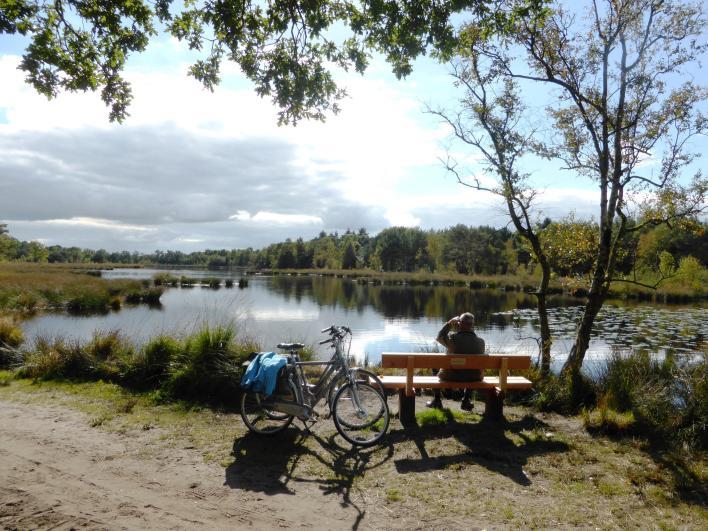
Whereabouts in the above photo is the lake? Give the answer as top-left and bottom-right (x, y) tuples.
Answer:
(21, 268), (707, 373)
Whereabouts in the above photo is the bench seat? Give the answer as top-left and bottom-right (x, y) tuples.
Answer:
(379, 375), (532, 389)
(379, 352), (533, 424)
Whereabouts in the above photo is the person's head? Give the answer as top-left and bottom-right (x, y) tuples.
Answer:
(458, 312), (475, 331)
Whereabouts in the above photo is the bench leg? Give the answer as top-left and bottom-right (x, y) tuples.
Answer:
(398, 390), (416, 427)
(484, 388), (505, 420)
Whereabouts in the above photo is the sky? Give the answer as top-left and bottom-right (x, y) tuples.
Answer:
(0, 10), (705, 252)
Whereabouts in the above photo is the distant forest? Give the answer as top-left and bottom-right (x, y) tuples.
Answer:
(1, 221), (706, 278)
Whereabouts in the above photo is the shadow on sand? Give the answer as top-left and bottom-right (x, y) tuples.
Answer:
(224, 411), (571, 528)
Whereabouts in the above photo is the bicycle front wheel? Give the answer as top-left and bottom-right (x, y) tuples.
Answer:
(332, 382), (389, 446)
(327, 368), (385, 412)
(240, 382), (295, 435)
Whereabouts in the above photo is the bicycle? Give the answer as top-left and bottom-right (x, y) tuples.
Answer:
(240, 325), (390, 446)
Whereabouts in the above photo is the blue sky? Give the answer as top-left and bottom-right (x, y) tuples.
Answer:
(0, 6), (705, 252)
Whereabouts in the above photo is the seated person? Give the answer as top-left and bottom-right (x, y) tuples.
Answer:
(426, 312), (485, 411)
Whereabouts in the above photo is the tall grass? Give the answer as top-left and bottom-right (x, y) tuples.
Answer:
(0, 316), (24, 368)
(11, 324), (273, 405)
(529, 352), (707, 451)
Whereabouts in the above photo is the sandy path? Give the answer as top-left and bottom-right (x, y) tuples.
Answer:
(0, 400), (368, 530)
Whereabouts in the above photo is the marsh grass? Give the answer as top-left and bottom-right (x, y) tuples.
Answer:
(0, 263), (160, 312)
(12, 324), (268, 405)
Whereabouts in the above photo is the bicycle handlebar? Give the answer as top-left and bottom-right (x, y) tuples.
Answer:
(318, 337), (335, 345)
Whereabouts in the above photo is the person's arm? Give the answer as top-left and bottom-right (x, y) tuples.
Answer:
(436, 318), (457, 350)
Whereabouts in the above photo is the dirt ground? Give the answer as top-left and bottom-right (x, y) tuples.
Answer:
(0, 398), (378, 530)
(1, 389), (705, 531)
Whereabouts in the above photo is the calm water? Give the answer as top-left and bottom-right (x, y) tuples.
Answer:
(21, 268), (707, 372)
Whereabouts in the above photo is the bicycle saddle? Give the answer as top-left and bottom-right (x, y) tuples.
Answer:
(277, 342), (305, 350)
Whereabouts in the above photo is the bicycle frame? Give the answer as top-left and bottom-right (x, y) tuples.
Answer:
(268, 328), (365, 420)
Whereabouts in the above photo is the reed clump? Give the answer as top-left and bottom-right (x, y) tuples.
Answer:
(0, 316), (24, 368)
(529, 353), (707, 451)
(10, 324), (316, 406)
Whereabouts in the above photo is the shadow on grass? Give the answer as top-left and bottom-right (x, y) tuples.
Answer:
(225, 426), (395, 530)
(585, 425), (707, 506)
(391, 410), (570, 487)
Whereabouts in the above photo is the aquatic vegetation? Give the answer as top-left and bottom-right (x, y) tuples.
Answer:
(204, 277), (221, 289)
(0, 264), (157, 312)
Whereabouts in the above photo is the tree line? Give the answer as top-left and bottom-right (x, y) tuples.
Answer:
(1, 221), (705, 280)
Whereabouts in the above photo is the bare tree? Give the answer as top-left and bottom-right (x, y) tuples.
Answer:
(455, 0), (707, 373)
(429, 53), (554, 375)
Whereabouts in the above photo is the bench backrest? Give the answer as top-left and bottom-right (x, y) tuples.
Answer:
(381, 352), (531, 397)
(380, 352), (531, 370)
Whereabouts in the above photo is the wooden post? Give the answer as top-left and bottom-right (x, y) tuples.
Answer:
(500, 357), (508, 393)
(484, 388), (505, 420)
(405, 355), (414, 397)
(398, 389), (416, 427)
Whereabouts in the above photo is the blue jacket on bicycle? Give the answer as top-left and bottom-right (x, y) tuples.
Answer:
(240, 352), (287, 396)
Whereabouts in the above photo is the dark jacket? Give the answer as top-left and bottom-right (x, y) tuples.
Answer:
(436, 323), (485, 381)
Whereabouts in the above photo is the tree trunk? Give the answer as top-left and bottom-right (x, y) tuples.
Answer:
(563, 276), (606, 373)
(536, 258), (552, 376)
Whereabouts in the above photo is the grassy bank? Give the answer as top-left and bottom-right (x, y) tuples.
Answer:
(2, 317), (705, 453)
(0, 324), (314, 405)
(0, 263), (162, 312)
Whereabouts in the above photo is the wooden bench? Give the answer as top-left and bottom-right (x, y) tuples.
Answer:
(379, 353), (533, 426)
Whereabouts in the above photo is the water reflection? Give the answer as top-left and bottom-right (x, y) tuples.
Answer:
(20, 268), (707, 366)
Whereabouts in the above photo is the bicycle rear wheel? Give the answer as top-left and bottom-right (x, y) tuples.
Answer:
(332, 381), (389, 446)
(240, 382), (295, 435)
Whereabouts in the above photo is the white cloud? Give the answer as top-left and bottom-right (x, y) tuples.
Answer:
(0, 44), (611, 251)
(251, 212), (323, 224)
(228, 210), (251, 221)
(230, 211), (323, 224)
(42, 217), (155, 232)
